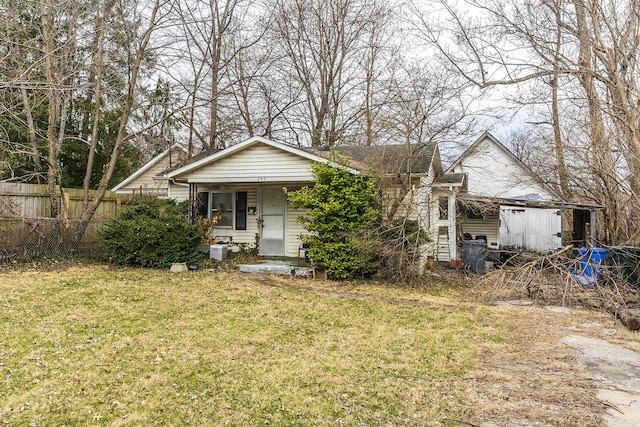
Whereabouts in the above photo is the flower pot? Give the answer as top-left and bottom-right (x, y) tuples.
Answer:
(450, 259), (463, 269)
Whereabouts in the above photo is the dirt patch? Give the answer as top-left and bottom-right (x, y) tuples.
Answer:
(467, 302), (640, 427)
(245, 273), (640, 426)
(466, 304), (613, 426)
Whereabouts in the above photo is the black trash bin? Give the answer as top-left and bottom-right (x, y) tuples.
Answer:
(608, 246), (640, 287)
(462, 239), (488, 275)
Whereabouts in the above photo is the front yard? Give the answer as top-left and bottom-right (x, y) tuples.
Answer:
(0, 265), (631, 425)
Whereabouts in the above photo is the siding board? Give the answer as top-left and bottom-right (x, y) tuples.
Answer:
(177, 144), (315, 183)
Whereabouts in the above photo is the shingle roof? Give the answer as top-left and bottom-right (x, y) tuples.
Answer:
(303, 142), (437, 175)
(433, 173), (466, 185)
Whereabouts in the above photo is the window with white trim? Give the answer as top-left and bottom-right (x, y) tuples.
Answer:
(196, 191), (247, 230)
(438, 197), (449, 220)
(211, 192), (233, 228)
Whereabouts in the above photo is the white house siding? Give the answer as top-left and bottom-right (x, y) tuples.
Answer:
(120, 156), (172, 194)
(450, 137), (554, 200)
(418, 176), (432, 231)
(381, 185), (418, 222)
(429, 188), (457, 262)
(179, 144), (315, 183)
(460, 212), (500, 250)
(167, 183), (189, 201)
(498, 207), (562, 252)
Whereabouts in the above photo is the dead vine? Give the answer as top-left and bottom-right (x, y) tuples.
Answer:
(478, 245), (640, 329)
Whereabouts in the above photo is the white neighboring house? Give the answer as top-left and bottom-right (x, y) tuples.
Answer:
(112, 146), (187, 196)
(432, 131), (599, 262)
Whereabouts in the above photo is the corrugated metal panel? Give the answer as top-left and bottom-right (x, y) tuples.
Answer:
(185, 144), (315, 183)
(499, 207), (562, 252)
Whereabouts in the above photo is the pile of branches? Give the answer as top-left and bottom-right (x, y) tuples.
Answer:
(479, 246), (640, 330)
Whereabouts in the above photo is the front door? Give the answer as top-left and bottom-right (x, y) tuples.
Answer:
(259, 188), (285, 256)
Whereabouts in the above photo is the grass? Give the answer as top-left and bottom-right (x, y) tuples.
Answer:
(1, 266), (505, 425)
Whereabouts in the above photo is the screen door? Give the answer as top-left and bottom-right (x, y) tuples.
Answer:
(259, 188), (285, 256)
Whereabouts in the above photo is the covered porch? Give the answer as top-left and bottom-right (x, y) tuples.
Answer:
(164, 137), (332, 258)
(430, 188), (602, 264)
(182, 182), (310, 258)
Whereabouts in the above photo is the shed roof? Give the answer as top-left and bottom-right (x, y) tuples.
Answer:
(457, 194), (603, 211)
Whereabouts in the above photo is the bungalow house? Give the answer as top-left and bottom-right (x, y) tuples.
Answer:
(160, 136), (439, 258)
(114, 132), (600, 267)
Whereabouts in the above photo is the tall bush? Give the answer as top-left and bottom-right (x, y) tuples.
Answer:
(99, 199), (203, 268)
(287, 158), (382, 279)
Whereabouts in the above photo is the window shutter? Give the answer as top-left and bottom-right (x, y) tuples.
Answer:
(236, 191), (247, 230)
(197, 192), (209, 218)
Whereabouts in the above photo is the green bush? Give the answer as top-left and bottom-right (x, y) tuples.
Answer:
(287, 156), (382, 280)
(99, 199), (204, 269)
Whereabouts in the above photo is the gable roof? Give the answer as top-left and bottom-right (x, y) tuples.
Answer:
(445, 131), (561, 199)
(112, 145), (186, 191)
(167, 136), (363, 179)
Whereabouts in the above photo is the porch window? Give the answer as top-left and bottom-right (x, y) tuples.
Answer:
(211, 192), (233, 227)
(197, 191), (248, 230)
(438, 198), (449, 220)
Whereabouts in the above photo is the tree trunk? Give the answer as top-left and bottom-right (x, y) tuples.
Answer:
(74, 0), (161, 240)
(83, 0), (107, 205)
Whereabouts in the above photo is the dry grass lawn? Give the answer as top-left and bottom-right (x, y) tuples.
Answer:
(1, 265), (632, 426)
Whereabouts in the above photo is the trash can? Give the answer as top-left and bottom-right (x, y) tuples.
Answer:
(608, 246), (640, 287)
(577, 247), (608, 280)
(461, 239), (488, 275)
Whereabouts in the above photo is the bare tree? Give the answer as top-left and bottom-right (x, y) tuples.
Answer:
(269, 0), (387, 146)
(411, 0), (640, 244)
(174, 0), (250, 152)
(75, 0), (169, 237)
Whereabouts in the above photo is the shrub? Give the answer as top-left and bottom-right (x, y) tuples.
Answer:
(287, 156), (382, 280)
(99, 199), (204, 268)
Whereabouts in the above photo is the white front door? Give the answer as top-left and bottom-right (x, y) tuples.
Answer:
(259, 188), (285, 256)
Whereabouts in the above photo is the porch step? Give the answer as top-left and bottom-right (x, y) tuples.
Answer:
(238, 263), (313, 277)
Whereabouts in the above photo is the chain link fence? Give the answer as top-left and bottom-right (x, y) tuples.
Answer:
(0, 217), (109, 262)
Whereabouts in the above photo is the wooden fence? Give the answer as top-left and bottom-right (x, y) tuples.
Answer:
(0, 183), (136, 260)
(0, 182), (134, 219)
